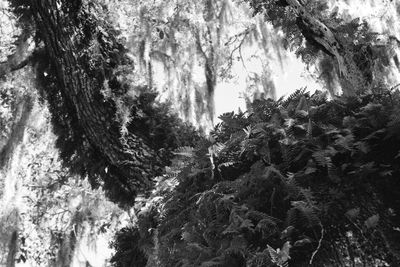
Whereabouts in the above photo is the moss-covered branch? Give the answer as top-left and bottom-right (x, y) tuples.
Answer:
(9, 0), (199, 206)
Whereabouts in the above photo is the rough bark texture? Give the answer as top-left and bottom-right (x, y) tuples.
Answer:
(0, 96), (33, 168)
(195, 0), (217, 122)
(23, 0), (186, 205)
(285, 0), (364, 94)
(248, 0), (371, 95)
(6, 231), (17, 267)
(55, 230), (77, 267)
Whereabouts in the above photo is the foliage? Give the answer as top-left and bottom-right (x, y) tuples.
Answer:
(245, 0), (400, 94)
(9, 0), (398, 208)
(105, 0), (285, 127)
(0, 0), (21, 62)
(6, 0), (202, 206)
(6, 104), (125, 266)
(0, 68), (34, 156)
(113, 87), (400, 266)
(0, 79), (19, 147)
(3, 0), (400, 266)
(110, 227), (149, 267)
(0, 69), (127, 266)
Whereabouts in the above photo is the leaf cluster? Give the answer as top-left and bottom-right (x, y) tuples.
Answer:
(112, 87), (400, 266)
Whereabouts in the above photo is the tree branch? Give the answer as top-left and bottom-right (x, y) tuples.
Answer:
(0, 30), (34, 79)
(225, 27), (251, 71)
(0, 96), (33, 168)
(283, 0), (363, 94)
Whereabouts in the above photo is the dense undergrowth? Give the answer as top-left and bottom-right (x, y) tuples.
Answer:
(111, 88), (400, 266)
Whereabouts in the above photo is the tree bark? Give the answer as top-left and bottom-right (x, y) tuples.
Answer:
(0, 96), (33, 168)
(6, 231), (17, 267)
(249, 0), (370, 95)
(285, 0), (365, 94)
(27, 0), (164, 205)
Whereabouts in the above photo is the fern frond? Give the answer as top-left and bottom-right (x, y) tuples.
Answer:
(284, 175), (302, 200)
(267, 245), (279, 263)
(200, 258), (225, 267)
(256, 218), (279, 238)
(299, 188), (316, 207)
(267, 242), (290, 267)
(173, 146), (195, 158)
(282, 88), (307, 108)
(312, 151), (333, 169)
(217, 161), (238, 170)
(287, 202), (319, 229)
(210, 142), (226, 157)
(247, 250), (275, 267)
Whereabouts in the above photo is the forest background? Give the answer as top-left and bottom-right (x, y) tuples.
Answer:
(1, 0), (400, 266)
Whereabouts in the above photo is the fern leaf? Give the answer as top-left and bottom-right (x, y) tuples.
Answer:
(267, 242), (291, 267)
(267, 244), (279, 263)
(173, 146), (195, 158)
(287, 202), (319, 229)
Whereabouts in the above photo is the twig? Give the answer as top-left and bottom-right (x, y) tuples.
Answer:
(226, 27), (251, 71)
(270, 187), (276, 216)
(390, 83), (400, 92)
(208, 146), (215, 180)
(309, 222), (324, 265)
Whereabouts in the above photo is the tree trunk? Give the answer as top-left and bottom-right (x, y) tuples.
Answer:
(6, 231), (17, 267)
(0, 96), (33, 169)
(284, 0), (365, 95)
(27, 0), (164, 205)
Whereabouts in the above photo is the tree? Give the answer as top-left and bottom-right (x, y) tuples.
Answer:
(113, 0), (284, 128)
(246, 0), (399, 95)
(6, 0), (198, 206)
(122, 0), (239, 126)
(2, 0), (400, 266)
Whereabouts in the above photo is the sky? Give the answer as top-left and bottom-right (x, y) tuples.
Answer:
(214, 39), (321, 118)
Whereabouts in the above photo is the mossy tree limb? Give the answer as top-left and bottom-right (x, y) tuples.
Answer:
(9, 0), (198, 206)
